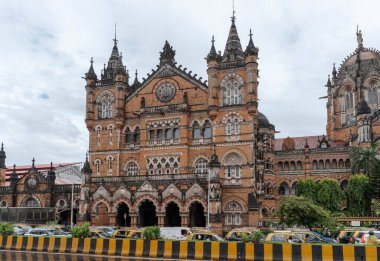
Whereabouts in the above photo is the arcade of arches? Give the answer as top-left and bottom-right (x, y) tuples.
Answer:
(91, 199), (206, 228)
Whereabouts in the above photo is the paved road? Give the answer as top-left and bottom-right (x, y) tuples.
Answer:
(0, 250), (183, 261)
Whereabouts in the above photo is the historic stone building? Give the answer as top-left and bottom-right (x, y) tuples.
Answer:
(80, 15), (276, 233)
(0, 146), (82, 224)
(79, 14), (380, 231)
(273, 28), (380, 212)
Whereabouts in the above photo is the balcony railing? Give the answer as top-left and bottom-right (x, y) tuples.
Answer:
(91, 173), (207, 184)
(54, 184), (81, 193)
(142, 103), (188, 114)
(0, 187), (11, 193)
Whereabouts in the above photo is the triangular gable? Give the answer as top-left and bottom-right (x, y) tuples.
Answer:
(126, 64), (208, 102)
(162, 183), (181, 199)
(137, 180), (157, 192)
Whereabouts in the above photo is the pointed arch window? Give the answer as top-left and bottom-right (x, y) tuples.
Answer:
(195, 158), (208, 174)
(224, 78), (242, 105)
(223, 152), (243, 180)
(133, 127), (140, 144)
(126, 128), (133, 144)
(192, 122), (200, 140)
(97, 91), (114, 119)
(94, 159), (101, 176)
(224, 201), (243, 225)
(107, 157), (113, 172)
(203, 121), (211, 139)
(368, 80), (379, 106)
(126, 162), (138, 176)
(108, 126), (113, 145)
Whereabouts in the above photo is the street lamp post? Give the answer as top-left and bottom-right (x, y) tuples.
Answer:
(207, 170), (211, 229)
(71, 183), (74, 228)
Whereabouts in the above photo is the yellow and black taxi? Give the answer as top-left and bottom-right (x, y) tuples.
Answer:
(265, 232), (304, 243)
(187, 232), (224, 242)
(112, 228), (134, 238)
(89, 229), (111, 239)
(125, 229), (143, 239)
(225, 229), (257, 241)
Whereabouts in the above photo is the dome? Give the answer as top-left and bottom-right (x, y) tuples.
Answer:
(340, 48), (380, 69)
(258, 112), (275, 130)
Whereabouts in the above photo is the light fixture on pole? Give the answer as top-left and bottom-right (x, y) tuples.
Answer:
(71, 182), (74, 228)
(206, 144), (221, 230)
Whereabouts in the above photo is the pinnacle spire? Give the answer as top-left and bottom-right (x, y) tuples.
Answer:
(222, 9), (245, 63)
(132, 69), (141, 88)
(159, 40), (176, 66)
(1, 143), (3, 151)
(332, 63), (337, 79)
(206, 35), (220, 62)
(245, 29), (258, 55)
(326, 75), (331, 87)
(0, 142), (5, 169)
(85, 57), (97, 80)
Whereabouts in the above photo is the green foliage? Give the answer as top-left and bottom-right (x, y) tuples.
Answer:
(371, 199), (380, 217)
(0, 223), (14, 236)
(296, 179), (317, 200)
(142, 226), (160, 240)
(278, 196), (330, 230)
(315, 179), (344, 212)
(346, 174), (371, 216)
(350, 142), (380, 176)
(260, 228), (274, 236)
(296, 178), (344, 212)
(71, 223), (90, 238)
(45, 220), (58, 226)
(241, 231), (264, 243)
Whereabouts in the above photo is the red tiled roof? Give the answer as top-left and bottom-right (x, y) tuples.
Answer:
(5, 163), (79, 175)
(274, 135), (347, 151)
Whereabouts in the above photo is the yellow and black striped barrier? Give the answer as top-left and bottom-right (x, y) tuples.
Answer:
(0, 236), (379, 260)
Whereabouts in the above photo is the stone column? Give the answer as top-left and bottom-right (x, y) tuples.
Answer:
(157, 213), (165, 227)
(180, 213), (188, 227)
(130, 213), (138, 227)
(109, 213), (116, 227)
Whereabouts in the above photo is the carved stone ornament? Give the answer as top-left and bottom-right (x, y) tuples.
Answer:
(27, 176), (38, 190)
(156, 83), (176, 103)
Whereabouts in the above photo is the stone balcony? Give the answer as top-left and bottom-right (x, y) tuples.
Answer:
(91, 173), (208, 186)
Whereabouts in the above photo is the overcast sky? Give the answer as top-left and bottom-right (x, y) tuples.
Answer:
(0, 0), (379, 165)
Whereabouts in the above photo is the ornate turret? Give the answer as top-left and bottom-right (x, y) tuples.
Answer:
(245, 29), (258, 56)
(0, 143), (6, 169)
(10, 164), (18, 187)
(85, 57), (97, 81)
(131, 70), (141, 89)
(222, 12), (245, 63)
(326, 75), (331, 87)
(159, 41), (176, 66)
(332, 63), (337, 80)
(82, 153), (92, 175)
(47, 162), (56, 184)
(206, 36), (221, 62)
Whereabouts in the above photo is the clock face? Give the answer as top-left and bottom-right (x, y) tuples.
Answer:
(27, 177), (37, 189)
(156, 83), (176, 103)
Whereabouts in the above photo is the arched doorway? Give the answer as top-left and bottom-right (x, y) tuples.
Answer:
(165, 202), (181, 227)
(116, 203), (131, 227)
(94, 202), (110, 225)
(189, 202), (205, 227)
(58, 209), (78, 226)
(138, 200), (157, 227)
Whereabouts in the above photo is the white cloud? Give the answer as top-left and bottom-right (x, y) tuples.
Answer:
(0, 0), (379, 164)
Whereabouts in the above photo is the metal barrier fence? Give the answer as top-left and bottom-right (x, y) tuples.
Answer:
(0, 236), (379, 260)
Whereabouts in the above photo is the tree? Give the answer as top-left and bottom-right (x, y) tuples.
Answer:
(346, 174), (371, 216)
(295, 179), (317, 201)
(316, 179), (344, 212)
(350, 142), (380, 176)
(278, 196), (330, 230)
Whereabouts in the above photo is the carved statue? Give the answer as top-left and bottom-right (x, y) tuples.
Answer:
(356, 26), (363, 47)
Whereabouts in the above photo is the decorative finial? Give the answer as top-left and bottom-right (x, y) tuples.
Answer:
(13, 164), (16, 170)
(135, 69), (138, 78)
(32, 158), (35, 168)
(211, 35), (215, 45)
(90, 57), (93, 65)
(249, 29), (253, 38)
(231, 0), (236, 23)
(113, 22), (118, 45)
(1, 143), (3, 151)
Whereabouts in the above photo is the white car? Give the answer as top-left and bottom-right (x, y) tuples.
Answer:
(160, 227), (192, 240)
(24, 228), (70, 237)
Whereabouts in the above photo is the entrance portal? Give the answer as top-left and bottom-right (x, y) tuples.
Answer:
(58, 209), (78, 226)
(164, 202), (181, 227)
(189, 202), (205, 227)
(138, 200), (157, 227)
(116, 203), (131, 227)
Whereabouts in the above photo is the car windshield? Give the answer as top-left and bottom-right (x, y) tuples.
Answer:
(213, 235), (223, 241)
(100, 232), (111, 238)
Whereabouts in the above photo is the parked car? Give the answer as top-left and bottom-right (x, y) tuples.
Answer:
(96, 226), (115, 236)
(160, 227), (192, 240)
(125, 229), (143, 239)
(337, 229), (357, 244)
(265, 232), (304, 243)
(293, 231), (336, 244)
(112, 228), (134, 239)
(225, 229), (257, 241)
(90, 229), (111, 239)
(24, 228), (69, 237)
(187, 232), (224, 242)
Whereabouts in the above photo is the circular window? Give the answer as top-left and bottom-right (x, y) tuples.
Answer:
(156, 83), (176, 103)
(0, 200), (7, 207)
(58, 199), (66, 208)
